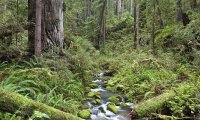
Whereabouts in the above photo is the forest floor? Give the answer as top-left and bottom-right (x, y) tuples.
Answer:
(0, 26), (200, 120)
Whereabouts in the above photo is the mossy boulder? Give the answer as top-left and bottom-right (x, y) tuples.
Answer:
(78, 109), (92, 119)
(80, 103), (89, 109)
(91, 99), (101, 105)
(107, 103), (118, 114)
(87, 92), (101, 98)
(120, 102), (128, 109)
(84, 87), (91, 93)
(89, 83), (98, 89)
(108, 96), (120, 105)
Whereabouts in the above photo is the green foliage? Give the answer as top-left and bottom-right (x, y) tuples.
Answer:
(78, 109), (92, 119)
(0, 112), (23, 120)
(29, 111), (50, 120)
(107, 103), (118, 114)
(166, 83), (200, 117)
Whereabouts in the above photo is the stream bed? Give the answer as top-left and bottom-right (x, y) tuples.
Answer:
(86, 74), (133, 120)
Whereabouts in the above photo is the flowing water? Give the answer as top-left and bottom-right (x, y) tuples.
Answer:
(87, 74), (133, 120)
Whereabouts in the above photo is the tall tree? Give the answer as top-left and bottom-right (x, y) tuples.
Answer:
(28, 0), (64, 55)
(34, 0), (42, 57)
(116, 0), (122, 16)
(133, 0), (137, 49)
(191, 0), (197, 10)
(155, 0), (164, 29)
(176, 0), (183, 23)
(96, 0), (107, 49)
(28, 0), (36, 55)
(152, 0), (156, 55)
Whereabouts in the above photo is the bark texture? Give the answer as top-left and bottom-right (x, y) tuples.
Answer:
(28, 0), (64, 54)
(34, 0), (42, 57)
(42, 0), (64, 50)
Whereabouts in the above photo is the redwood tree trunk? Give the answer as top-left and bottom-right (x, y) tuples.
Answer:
(176, 0), (183, 23)
(42, 0), (64, 51)
(116, 0), (122, 16)
(34, 0), (42, 57)
(133, 0), (137, 49)
(96, 0), (107, 49)
(28, 0), (36, 55)
(28, 0), (64, 54)
(191, 0), (197, 10)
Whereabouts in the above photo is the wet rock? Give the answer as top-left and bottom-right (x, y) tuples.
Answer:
(84, 87), (91, 93)
(108, 96), (120, 105)
(87, 91), (102, 98)
(107, 103), (118, 114)
(78, 109), (92, 119)
(80, 103), (89, 109)
(90, 83), (98, 89)
(99, 107), (106, 113)
(91, 99), (101, 105)
(120, 102), (128, 109)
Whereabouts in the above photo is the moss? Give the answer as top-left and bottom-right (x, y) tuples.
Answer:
(133, 90), (176, 118)
(80, 103), (89, 109)
(89, 83), (98, 89)
(91, 99), (101, 105)
(120, 102), (128, 109)
(105, 86), (113, 91)
(78, 109), (91, 119)
(108, 96), (120, 105)
(107, 103), (118, 114)
(0, 88), (82, 120)
(87, 92), (101, 98)
(84, 87), (91, 93)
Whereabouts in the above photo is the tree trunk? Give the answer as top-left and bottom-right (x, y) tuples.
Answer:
(34, 0), (42, 57)
(0, 88), (82, 120)
(176, 0), (183, 23)
(28, 0), (36, 55)
(130, 0), (133, 15)
(152, 0), (156, 55)
(86, 0), (92, 18)
(42, 0), (64, 51)
(28, 0), (64, 54)
(133, 0), (137, 49)
(191, 0), (197, 10)
(96, 0), (107, 49)
(116, 0), (122, 16)
(131, 90), (176, 119)
(155, 0), (164, 29)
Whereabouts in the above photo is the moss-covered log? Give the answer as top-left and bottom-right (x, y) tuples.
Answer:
(131, 90), (176, 118)
(131, 82), (200, 119)
(0, 88), (83, 120)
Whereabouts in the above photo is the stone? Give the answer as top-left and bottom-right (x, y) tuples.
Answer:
(78, 109), (92, 119)
(107, 103), (118, 114)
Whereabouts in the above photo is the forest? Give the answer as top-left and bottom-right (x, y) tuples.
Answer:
(0, 0), (200, 120)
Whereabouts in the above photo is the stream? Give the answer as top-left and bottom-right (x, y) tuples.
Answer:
(86, 73), (133, 120)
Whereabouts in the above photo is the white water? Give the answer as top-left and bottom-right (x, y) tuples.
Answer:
(87, 77), (132, 120)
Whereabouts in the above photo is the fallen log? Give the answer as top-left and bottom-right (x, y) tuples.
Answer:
(131, 90), (176, 119)
(0, 88), (83, 120)
(131, 82), (200, 119)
